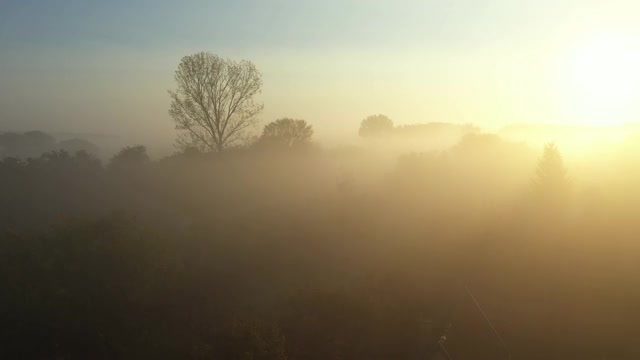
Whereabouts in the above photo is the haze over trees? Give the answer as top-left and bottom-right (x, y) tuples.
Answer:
(258, 118), (314, 149)
(107, 145), (150, 171)
(0, 131), (100, 159)
(3, 51), (640, 359)
(359, 114), (394, 137)
(58, 138), (100, 156)
(357, 116), (478, 153)
(533, 142), (570, 196)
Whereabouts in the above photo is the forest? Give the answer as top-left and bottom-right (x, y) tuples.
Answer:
(3, 52), (640, 359)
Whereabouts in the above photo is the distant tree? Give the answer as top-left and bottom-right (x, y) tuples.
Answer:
(0, 157), (24, 172)
(533, 142), (570, 198)
(359, 114), (394, 138)
(38, 149), (71, 165)
(21, 131), (57, 156)
(179, 146), (203, 158)
(108, 145), (150, 171)
(58, 138), (100, 156)
(29, 150), (103, 178)
(259, 118), (314, 149)
(0, 131), (57, 159)
(169, 52), (264, 152)
(71, 150), (103, 172)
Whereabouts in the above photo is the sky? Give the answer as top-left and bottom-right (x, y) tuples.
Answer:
(1, 0), (640, 147)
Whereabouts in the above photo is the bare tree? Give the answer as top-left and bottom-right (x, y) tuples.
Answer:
(169, 52), (263, 152)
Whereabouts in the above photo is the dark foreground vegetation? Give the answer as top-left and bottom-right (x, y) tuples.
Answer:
(2, 129), (640, 359)
(3, 52), (640, 359)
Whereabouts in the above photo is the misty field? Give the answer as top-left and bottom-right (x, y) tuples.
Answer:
(3, 125), (640, 359)
(4, 2), (640, 357)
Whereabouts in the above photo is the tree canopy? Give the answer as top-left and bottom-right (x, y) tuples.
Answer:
(358, 114), (394, 138)
(0, 131), (57, 158)
(108, 145), (150, 170)
(259, 118), (314, 149)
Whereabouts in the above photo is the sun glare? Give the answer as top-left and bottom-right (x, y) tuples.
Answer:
(574, 36), (640, 100)
(559, 34), (640, 126)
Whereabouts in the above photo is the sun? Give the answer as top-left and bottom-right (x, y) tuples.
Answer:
(558, 34), (640, 126)
(573, 36), (640, 101)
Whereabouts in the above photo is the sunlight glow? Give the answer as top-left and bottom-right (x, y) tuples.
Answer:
(559, 34), (640, 126)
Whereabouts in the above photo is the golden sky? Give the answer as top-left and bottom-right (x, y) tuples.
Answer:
(1, 0), (640, 145)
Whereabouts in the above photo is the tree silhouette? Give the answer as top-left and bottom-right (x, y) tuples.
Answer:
(169, 52), (263, 152)
(108, 145), (150, 171)
(533, 142), (570, 199)
(0, 131), (57, 159)
(259, 118), (314, 149)
(359, 114), (394, 138)
(58, 138), (100, 157)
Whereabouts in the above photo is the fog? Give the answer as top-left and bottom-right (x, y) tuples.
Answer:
(3, 116), (640, 358)
(4, 0), (640, 358)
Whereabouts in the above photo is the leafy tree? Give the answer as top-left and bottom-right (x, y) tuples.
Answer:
(358, 114), (394, 138)
(259, 118), (314, 149)
(108, 145), (150, 171)
(169, 52), (264, 152)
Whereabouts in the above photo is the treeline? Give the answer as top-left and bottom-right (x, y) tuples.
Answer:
(0, 131), (100, 159)
(3, 129), (640, 359)
(4, 49), (640, 358)
(359, 114), (478, 140)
